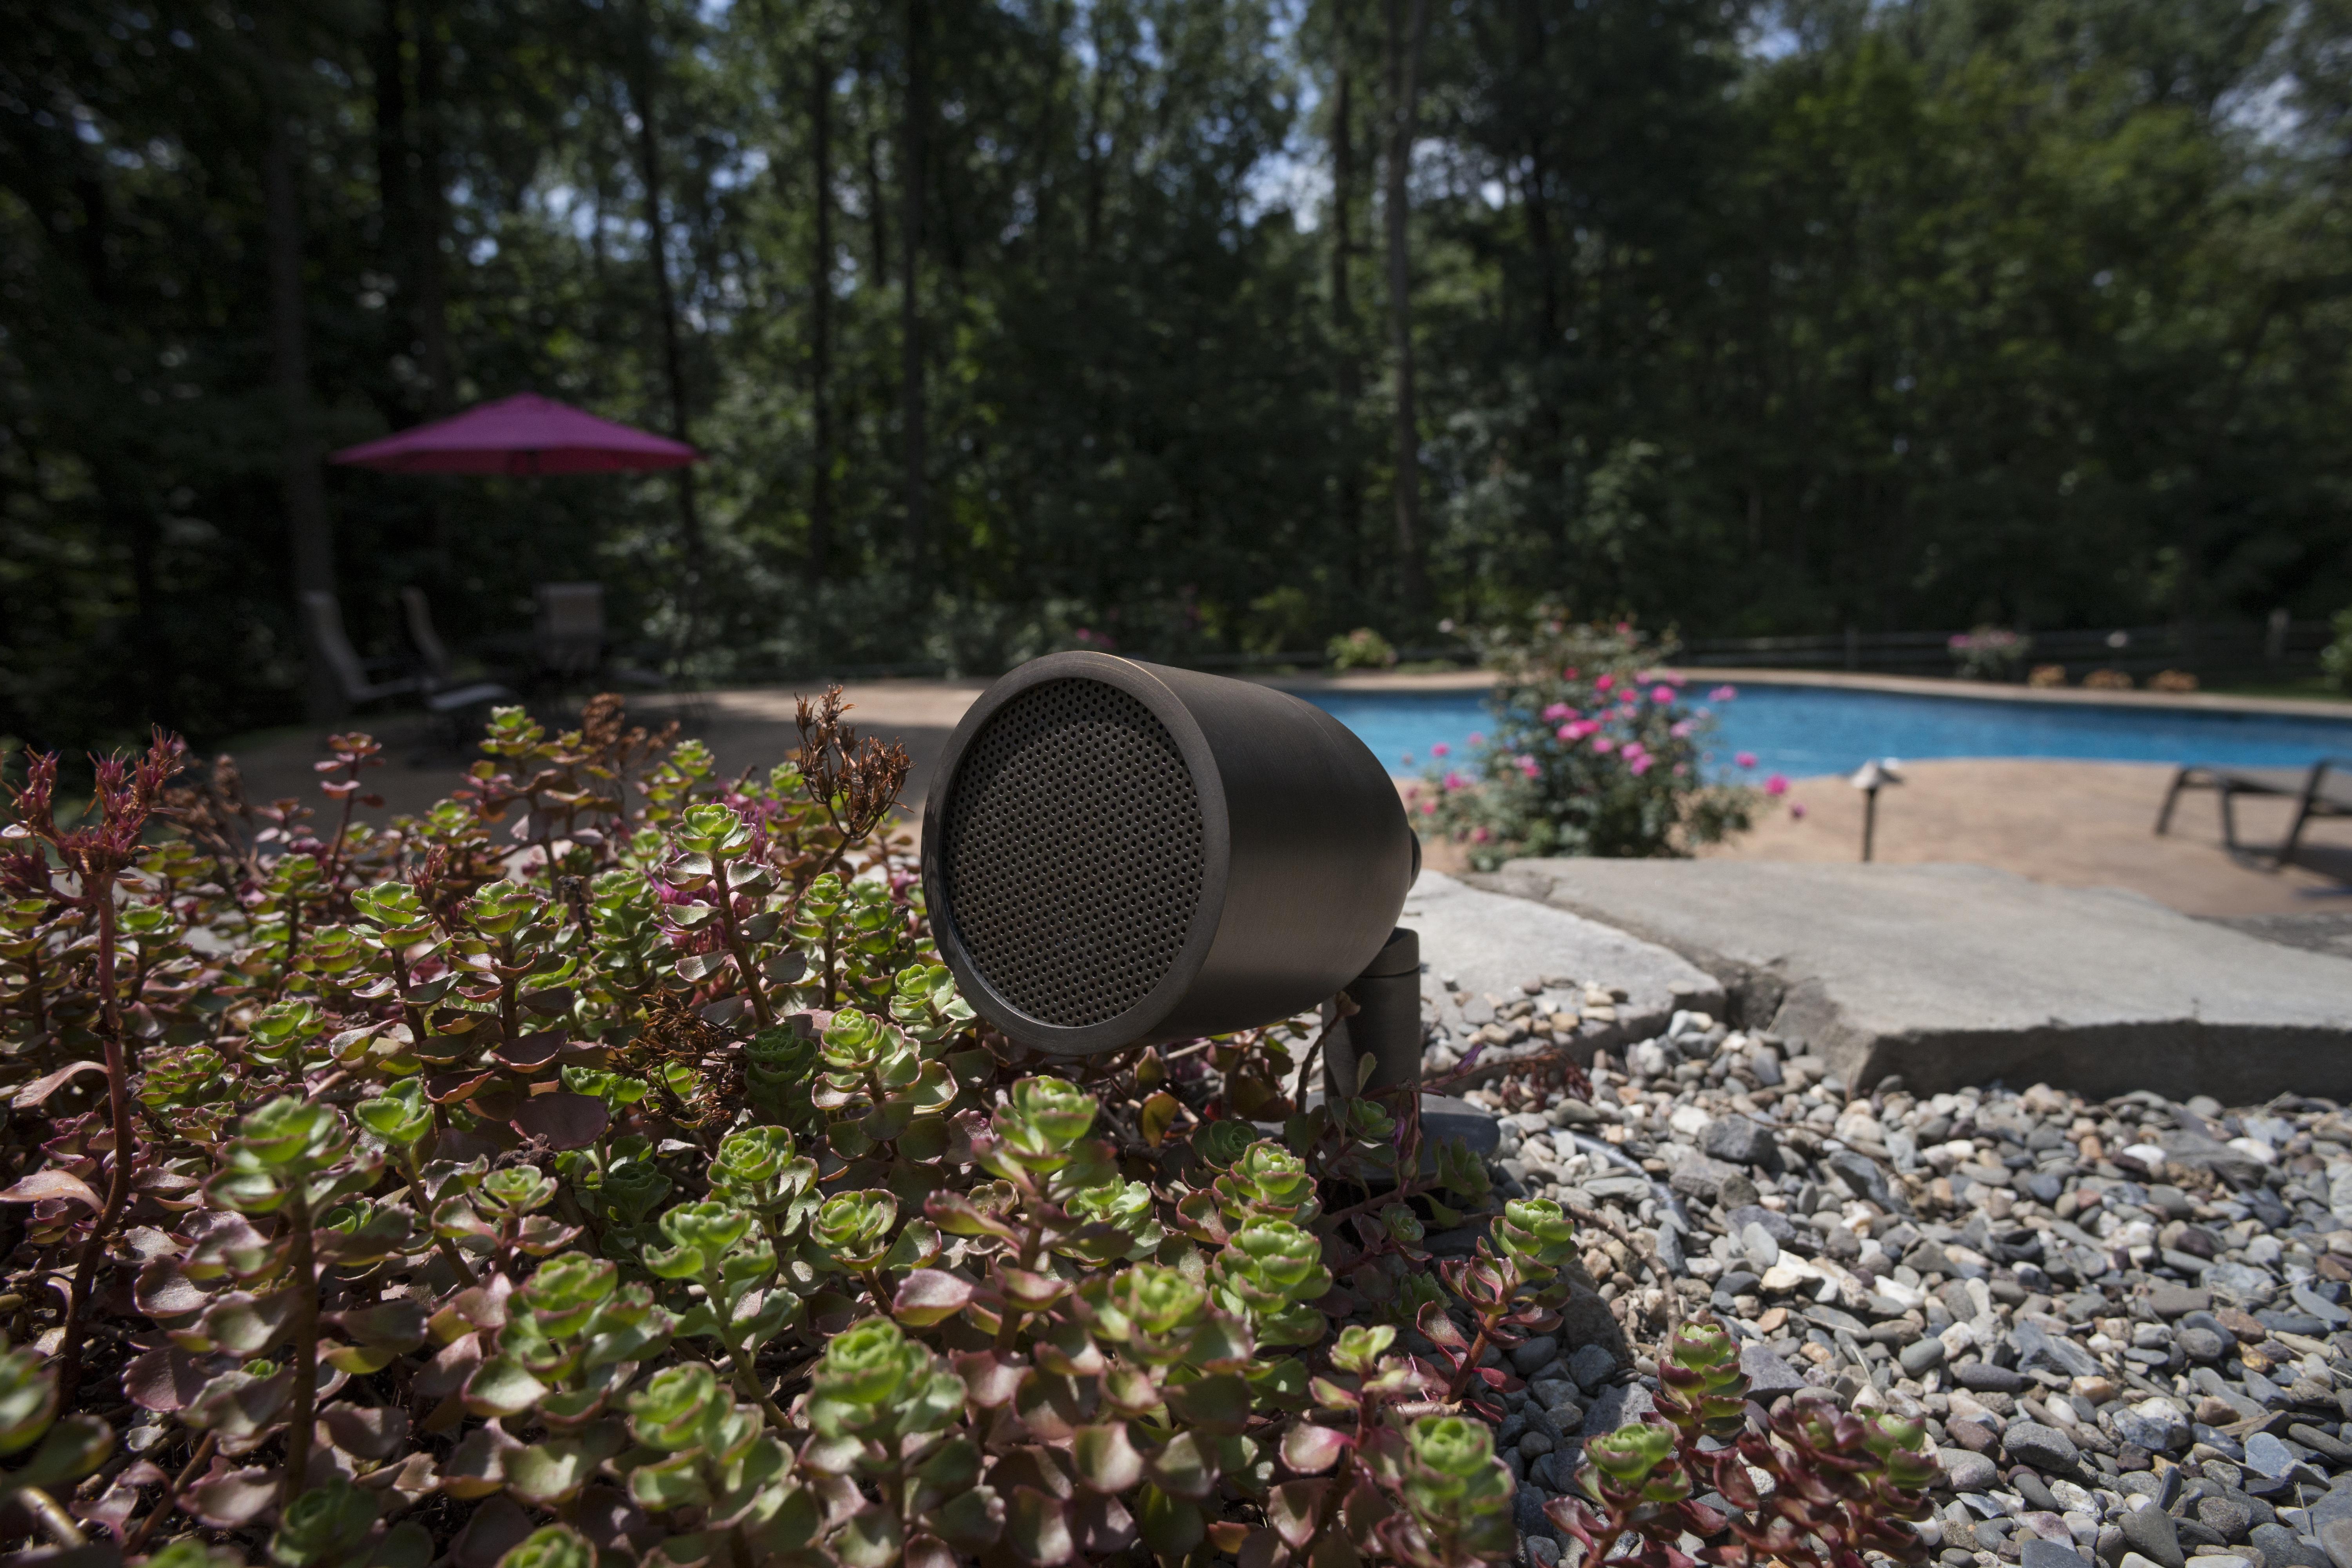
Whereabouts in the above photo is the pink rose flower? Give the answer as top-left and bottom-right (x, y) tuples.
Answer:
(1543, 702), (1574, 721)
(1709, 685), (1737, 702)
(1563, 666), (1580, 680)
(1764, 773), (1789, 797)
(1592, 737), (1615, 754)
(1651, 686), (1675, 703)
(1674, 763), (1689, 776)
(1670, 720), (1694, 739)
(1468, 732), (1485, 747)
(1420, 800), (1437, 815)
(1557, 724), (1576, 742)
(1471, 826), (1491, 844)
(1735, 751), (1757, 769)
(1595, 674), (1616, 691)
(1445, 771), (1469, 791)
(1629, 755), (1654, 776)
(1517, 756), (1539, 779)
(1431, 742), (1450, 758)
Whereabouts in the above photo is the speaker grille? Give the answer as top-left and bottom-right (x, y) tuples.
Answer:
(940, 678), (1205, 1027)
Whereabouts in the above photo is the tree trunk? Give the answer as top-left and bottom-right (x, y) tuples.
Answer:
(809, 38), (834, 583)
(411, 0), (455, 415)
(630, 6), (706, 643)
(372, 2), (414, 323)
(265, 94), (338, 718)
(1514, 0), (1565, 570)
(860, 49), (889, 285)
(1330, 7), (1365, 593)
(899, 0), (929, 580)
(1382, 0), (1431, 614)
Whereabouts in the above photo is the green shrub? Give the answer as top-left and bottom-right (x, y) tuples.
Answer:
(1327, 626), (1399, 670)
(1416, 617), (1759, 868)
(2322, 607), (2352, 694)
(1946, 625), (2032, 681)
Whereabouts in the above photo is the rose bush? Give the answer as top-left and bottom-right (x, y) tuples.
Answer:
(1414, 619), (1758, 869)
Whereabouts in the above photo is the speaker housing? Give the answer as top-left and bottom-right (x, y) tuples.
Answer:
(921, 652), (1417, 1054)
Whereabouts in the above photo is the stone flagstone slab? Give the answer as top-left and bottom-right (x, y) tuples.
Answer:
(1477, 858), (2352, 1097)
(1403, 871), (1723, 1062)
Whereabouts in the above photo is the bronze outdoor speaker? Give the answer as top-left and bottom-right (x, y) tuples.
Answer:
(921, 652), (1418, 1055)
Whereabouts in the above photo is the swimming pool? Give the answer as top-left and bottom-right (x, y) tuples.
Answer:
(1298, 683), (2352, 780)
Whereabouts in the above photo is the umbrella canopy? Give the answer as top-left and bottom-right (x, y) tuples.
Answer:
(329, 392), (700, 475)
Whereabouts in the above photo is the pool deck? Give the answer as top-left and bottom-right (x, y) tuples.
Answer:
(223, 673), (2352, 920)
(1264, 664), (2352, 721)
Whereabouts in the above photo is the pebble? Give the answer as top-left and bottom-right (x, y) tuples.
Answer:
(1956, 1363), (2029, 1394)
(2248, 1434), (2299, 1481)
(2020, 1542), (2095, 1568)
(1941, 1447), (1998, 1490)
(2199, 1495), (2252, 1542)
(2123, 1502), (2189, 1568)
(1567, 1344), (1616, 1390)
(1704, 1115), (1780, 1168)
(2007, 1423), (2083, 1475)
(1511, 1335), (1561, 1374)
(1902, 1336), (1949, 1375)
(2250, 1521), (2328, 1568)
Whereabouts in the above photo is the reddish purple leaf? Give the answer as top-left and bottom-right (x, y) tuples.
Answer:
(123, 1347), (213, 1413)
(0, 1169), (101, 1211)
(1282, 1421), (1350, 1475)
(954, 1350), (1025, 1409)
(492, 1034), (571, 1073)
(451, 1494), (535, 1568)
(1006, 1486), (1074, 1568)
(134, 1256), (207, 1318)
(321, 1401), (411, 1460)
(892, 1269), (975, 1327)
(187, 1466), (279, 1527)
(1070, 1423), (1143, 1494)
(506, 1091), (608, 1151)
(424, 1070), (497, 1105)
(10, 1061), (105, 1111)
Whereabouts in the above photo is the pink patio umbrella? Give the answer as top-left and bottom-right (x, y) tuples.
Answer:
(329, 391), (700, 475)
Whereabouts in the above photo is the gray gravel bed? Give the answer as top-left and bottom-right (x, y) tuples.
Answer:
(1423, 972), (2352, 1568)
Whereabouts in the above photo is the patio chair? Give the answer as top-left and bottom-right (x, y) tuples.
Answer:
(533, 581), (666, 689)
(402, 584), (524, 705)
(2154, 755), (2352, 868)
(302, 590), (514, 726)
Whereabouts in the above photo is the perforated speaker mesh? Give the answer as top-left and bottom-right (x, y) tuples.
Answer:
(939, 679), (1205, 1027)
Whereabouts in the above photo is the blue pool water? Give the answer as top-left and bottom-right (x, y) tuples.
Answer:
(1298, 684), (2352, 780)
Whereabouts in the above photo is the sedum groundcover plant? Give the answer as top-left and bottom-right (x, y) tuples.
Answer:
(0, 693), (1924, 1568)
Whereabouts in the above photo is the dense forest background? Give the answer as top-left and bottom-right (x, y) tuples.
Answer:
(6, 0), (2352, 752)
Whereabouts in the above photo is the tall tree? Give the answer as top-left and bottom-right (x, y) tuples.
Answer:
(1330, 1), (1366, 592)
(809, 31), (835, 583)
(628, 1), (706, 638)
(899, 0), (929, 580)
(263, 59), (337, 717)
(1381, 0), (1431, 613)
(409, 0), (455, 415)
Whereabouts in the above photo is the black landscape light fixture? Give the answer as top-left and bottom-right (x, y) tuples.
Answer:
(1849, 757), (1905, 862)
(921, 652), (1425, 1091)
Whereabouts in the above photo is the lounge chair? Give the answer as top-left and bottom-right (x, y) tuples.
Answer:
(303, 590), (515, 729)
(533, 581), (666, 689)
(2154, 756), (2352, 868)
